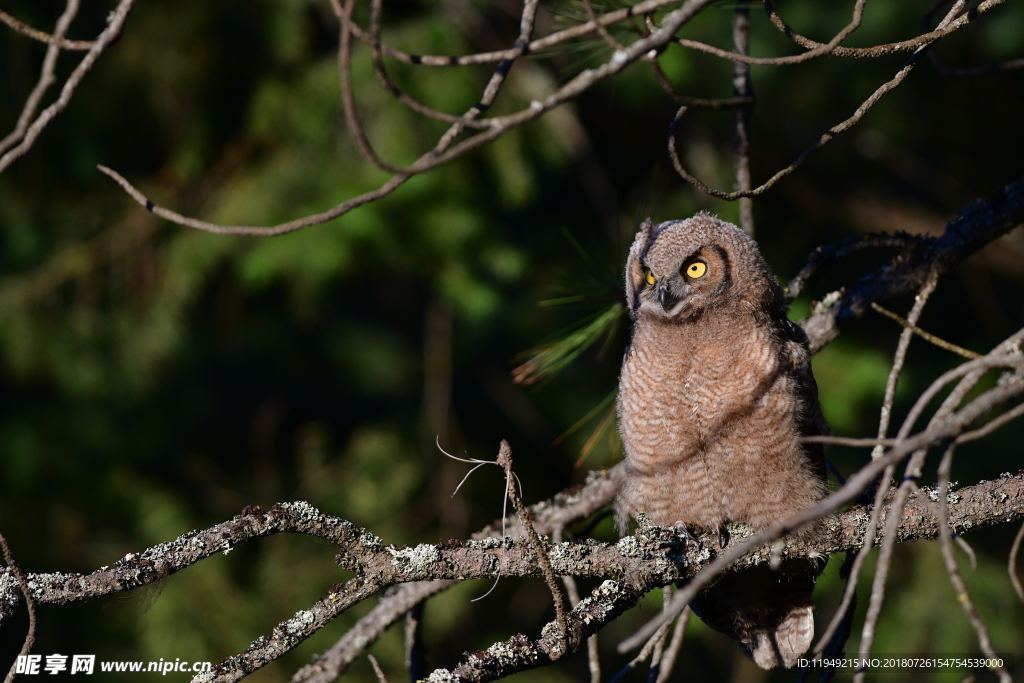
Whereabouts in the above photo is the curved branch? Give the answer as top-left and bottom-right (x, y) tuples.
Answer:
(802, 175), (1024, 352)
(98, 0), (715, 236)
(765, 0), (1004, 58)
(0, 0), (80, 157)
(0, 0), (134, 175)
(343, 0), (680, 68)
(674, 0), (866, 66)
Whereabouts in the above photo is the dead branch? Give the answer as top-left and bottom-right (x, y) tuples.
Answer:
(2, 433), (1021, 682)
(0, 0), (80, 157)
(496, 441), (571, 654)
(668, 0), (968, 202)
(765, 0), (1004, 59)
(935, 446), (1010, 682)
(96, 0), (716, 236)
(0, 0), (134, 174)
(731, 5), (754, 235)
(802, 175), (1024, 352)
(815, 271), (938, 657)
(0, 7), (93, 50)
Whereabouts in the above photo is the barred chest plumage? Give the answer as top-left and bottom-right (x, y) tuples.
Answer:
(617, 312), (802, 530)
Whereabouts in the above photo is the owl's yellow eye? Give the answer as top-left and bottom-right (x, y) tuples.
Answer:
(685, 261), (707, 279)
(645, 270), (656, 286)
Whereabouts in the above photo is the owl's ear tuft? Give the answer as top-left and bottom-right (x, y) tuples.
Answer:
(625, 219), (654, 317)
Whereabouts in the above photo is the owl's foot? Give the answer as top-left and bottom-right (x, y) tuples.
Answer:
(671, 522), (697, 545)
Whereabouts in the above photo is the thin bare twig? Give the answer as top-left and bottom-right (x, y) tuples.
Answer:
(871, 302), (980, 359)
(958, 402), (1024, 444)
(1010, 522), (1024, 604)
(608, 589), (672, 683)
(362, 0), (491, 129)
(343, 0), (680, 67)
(935, 445), (1011, 682)
(815, 272), (938, 657)
(855, 267), (1009, 679)
(801, 434), (895, 448)
(555, 529), (600, 683)
(582, 0), (625, 51)
(1, 533), (35, 683)
(732, 3), (755, 235)
(401, 604), (426, 681)
(0, 0), (80, 157)
(676, 0), (867, 66)
(765, 0), (1005, 59)
(98, 0), (715, 235)
(805, 402), (1024, 453)
(0, 0), (135, 175)
(667, 0), (974, 201)
(0, 7), (93, 50)
(654, 607), (690, 683)
(367, 654), (389, 683)
(642, 9), (752, 110)
(497, 440), (571, 654)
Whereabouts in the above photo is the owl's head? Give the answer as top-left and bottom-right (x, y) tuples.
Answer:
(624, 213), (781, 322)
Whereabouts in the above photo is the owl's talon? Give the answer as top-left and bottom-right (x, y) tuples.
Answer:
(672, 523), (696, 545)
(717, 525), (730, 549)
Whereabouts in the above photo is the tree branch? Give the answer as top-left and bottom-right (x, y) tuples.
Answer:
(425, 472), (1024, 681)
(2, 465), (1021, 683)
(802, 175), (1024, 352)
(0, 0), (134, 175)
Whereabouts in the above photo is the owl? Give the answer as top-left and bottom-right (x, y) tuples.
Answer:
(616, 213), (828, 669)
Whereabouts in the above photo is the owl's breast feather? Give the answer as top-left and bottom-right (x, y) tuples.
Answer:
(618, 326), (703, 466)
(618, 318), (782, 476)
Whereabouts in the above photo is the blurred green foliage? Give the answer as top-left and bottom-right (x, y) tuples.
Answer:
(1, 1), (1022, 680)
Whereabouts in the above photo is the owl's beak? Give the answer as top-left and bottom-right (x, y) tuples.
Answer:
(657, 283), (681, 312)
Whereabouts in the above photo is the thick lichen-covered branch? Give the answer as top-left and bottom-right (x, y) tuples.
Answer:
(0, 469), (619, 628)
(3, 466), (1022, 682)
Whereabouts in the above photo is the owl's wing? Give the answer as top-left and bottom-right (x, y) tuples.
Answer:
(779, 318), (828, 484)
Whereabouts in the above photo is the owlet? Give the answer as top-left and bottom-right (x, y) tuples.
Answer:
(616, 214), (828, 669)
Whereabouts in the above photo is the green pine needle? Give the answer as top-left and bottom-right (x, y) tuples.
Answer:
(512, 303), (625, 386)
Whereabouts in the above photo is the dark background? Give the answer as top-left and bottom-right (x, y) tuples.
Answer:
(1, 1), (1022, 680)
